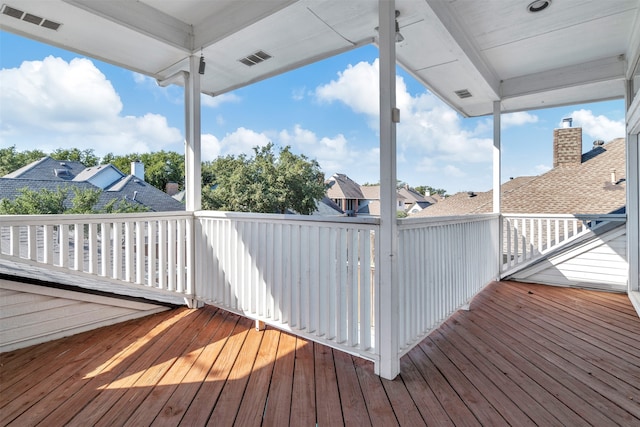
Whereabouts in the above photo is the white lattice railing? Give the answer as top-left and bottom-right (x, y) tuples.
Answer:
(501, 213), (626, 274)
(195, 211), (379, 361)
(397, 214), (500, 354)
(0, 212), (194, 299)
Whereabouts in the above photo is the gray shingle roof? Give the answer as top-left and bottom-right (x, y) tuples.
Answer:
(1, 157), (184, 212)
(104, 176), (184, 212)
(4, 157), (86, 181)
(326, 173), (364, 199)
(398, 186), (427, 204)
(0, 179), (99, 210)
(413, 138), (626, 217)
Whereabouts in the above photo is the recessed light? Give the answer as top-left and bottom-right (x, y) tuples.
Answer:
(527, 0), (551, 13)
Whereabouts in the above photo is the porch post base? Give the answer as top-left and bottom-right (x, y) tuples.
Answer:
(184, 297), (204, 309)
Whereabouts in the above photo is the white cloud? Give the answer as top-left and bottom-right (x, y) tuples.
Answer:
(202, 93), (240, 108)
(201, 133), (222, 161)
(0, 56), (182, 155)
(314, 59), (493, 180)
(277, 124), (379, 183)
(534, 164), (551, 174)
(443, 164), (465, 178)
(316, 60), (380, 117)
(569, 109), (625, 141)
(291, 87), (306, 101)
(502, 111), (538, 128)
(201, 127), (271, 162)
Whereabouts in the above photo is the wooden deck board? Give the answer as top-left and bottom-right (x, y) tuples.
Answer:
(261, 331), (295, 427)
(150, 310), (239, 426)
(1, 280), (639, 426)
(472, 299), (640, 424)
(333, 349), (370, 426)
(289, 338), (316, 426)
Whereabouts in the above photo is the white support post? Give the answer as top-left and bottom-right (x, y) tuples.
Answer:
(185, 56), (202, 212)
(493, 101), (501, 214)
(376, 0), (400, 380)
(184, 55), (202, 306)
(493, 100), (503, 277)
(625, 80), (639, 296)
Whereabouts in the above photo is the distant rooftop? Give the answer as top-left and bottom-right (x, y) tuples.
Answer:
(1, 157), (184, 212)
(414, 137), (626, 217)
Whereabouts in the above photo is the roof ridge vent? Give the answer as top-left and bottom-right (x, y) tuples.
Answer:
(239, 50), (272, 67)
(1, 4), (61, 31)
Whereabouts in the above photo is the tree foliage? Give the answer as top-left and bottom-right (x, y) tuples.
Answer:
(0, 187), (66, 215)
(102, 150), (184, 192)
(202, 143), (325, 215)
(0, 146), (47, 176)
(0, 186), (148, 215)
(415, 185), (447, 196)
(50, 148), (100, 167)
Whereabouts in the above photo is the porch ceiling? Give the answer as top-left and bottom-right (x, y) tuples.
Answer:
(1, 0), (638, 117)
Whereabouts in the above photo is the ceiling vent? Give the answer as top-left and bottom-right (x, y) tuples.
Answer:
(1, 4), (61, 31)
(239, 50), (272, 67)
(454, 89), (473, 99)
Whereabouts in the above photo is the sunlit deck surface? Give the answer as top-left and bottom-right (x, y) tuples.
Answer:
(1, 280), (639, 426)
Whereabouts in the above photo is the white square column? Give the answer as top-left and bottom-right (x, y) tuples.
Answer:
(185, 55), (202, 212)
(376, 0), (400, 380)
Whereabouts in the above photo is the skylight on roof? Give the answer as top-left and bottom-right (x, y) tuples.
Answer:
(1, 4), (61, 31)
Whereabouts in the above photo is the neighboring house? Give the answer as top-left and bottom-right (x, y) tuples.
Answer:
(414, 127), (626, 216)
(358, 184), (405, 216)
(325, 173), (364, 216)
(1, 157), (184, 212)
(312, 196), (344, 217)
(412, 127), (627, 292)
(326, 173), (439, 216)
(407, 200), (435, 215)
(398, 185), (434, 211)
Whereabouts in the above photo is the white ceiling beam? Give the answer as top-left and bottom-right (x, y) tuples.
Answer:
(64, 0), (193, 51)
(202, 37), (373, 97)
(193, 0), (296, 51)
(424, 0), (500, 100)
(625, 4), (640, 79)
(501, 56), (626, 100)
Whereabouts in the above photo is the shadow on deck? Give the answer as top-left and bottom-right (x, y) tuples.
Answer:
(1, 281), (639, 426)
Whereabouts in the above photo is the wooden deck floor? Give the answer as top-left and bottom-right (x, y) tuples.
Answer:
(1, 280), (639, 426)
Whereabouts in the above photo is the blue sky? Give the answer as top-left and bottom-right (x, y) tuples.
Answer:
(0, 31), (626, 194)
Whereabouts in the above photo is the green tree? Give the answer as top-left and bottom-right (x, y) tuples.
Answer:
(0, 146), (47, 176)
(0, 186), (148, 215)
(50, 148), (100, 167)
(202, 143), (325, 214)
(0, 187), (66, 215)
(415, 185), (447, 196)
(103, 151), (184, 192)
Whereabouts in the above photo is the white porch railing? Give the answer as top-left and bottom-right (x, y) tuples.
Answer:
(501, 213), (627, 275)
(0, 212), (195, 300)
(195, 211), (379, 361)
(397, 214), (500, 354)
(1, 210), (504, 375)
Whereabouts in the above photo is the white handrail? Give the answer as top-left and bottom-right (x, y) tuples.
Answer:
(195, 212), (379, 361)
(501, 213), (626, 274)
(397, 214), (499, 354)
(0, 212), (193, 298)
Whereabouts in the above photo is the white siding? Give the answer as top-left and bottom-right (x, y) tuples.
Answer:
(0, 279), (169, 352)
(511, 226), (628, 292)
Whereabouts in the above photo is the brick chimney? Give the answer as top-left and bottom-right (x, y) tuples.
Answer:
(553, 125), (582, 168)
(166, 182), (179, 196)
